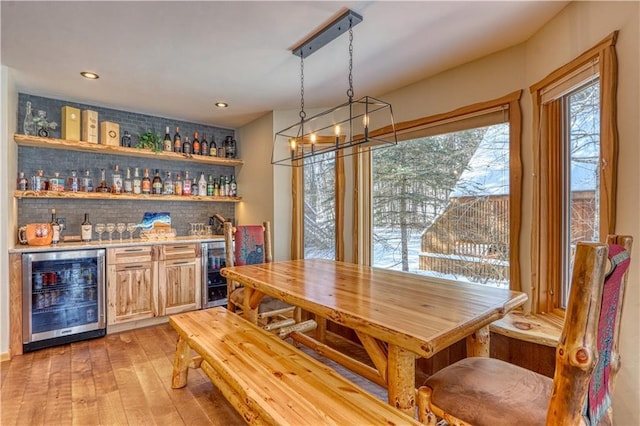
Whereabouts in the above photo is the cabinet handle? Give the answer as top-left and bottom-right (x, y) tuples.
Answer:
(124, 265), (144, 269)
(170, 245), (190, 249)
(172, 261), (190, 265)
(123, 248), (144, 252)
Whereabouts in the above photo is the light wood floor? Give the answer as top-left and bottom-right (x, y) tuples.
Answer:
(0, 323), (390, 425)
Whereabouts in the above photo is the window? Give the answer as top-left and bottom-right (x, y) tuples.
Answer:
(531, 32), (618, 316)
(303, 153), (337, 259)
(357, 91), (523, 290)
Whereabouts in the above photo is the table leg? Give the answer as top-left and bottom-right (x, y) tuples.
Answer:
(466, 325), (490, 357)
(172, 335), (191, 388)
(387, 344), (416, 417)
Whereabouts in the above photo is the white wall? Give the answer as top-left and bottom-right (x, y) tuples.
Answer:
(1, 65), (18, 359)
(259, 1), (639, 422)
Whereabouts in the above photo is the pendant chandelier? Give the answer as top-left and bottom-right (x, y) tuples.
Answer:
(271, 9), (397, 166)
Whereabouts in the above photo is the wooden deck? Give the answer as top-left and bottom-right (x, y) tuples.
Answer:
(0, 323), (392, 425)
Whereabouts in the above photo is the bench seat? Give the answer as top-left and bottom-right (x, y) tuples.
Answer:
(170, 307), (420, 425)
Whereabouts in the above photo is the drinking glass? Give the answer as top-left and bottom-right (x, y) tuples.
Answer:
(116, 222), (126, 241)
(126, 223), (137, 241)
(95, 223), (106, 242)
(105, 223), (116, 241)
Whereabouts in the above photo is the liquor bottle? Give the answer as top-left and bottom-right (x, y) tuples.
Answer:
(206, 175), (214, 196)
(182, 171), (192, 196)
(50, 172), (64, 192)
(124, 168), (133, 194)
(17, 171), (28, 190)
(213, 177), (220, 196)
(229, 175), (237, 197)
(141, 168), (152, 194)
(66, 170), (79, 192)
(96, 168), (109, 193)
(81, 169), (94, 192)
(50, 208), (60, 245)
(163, 171), (174, 195)
(81, 213), (92, 242)
(133, 167), (142, 194)
(152, 169), (163, 194)
(191, 177), (199, 196)
(200, 133), (209, 156)
(182, 136), (192, 155)
(223, 175), (230, 196)
(209, 136), (217, 157)
(173, 127), (182, 153)
(121, 130), (132, 148)
(198, 172), (207, 196)
(193, 132), (201, 155)
(111, 165), (123, 194)
(218, 175), (226, 196)
(161, 126), (171, 152)
(174, 172), (183, 196)
(32, 169), (46, 192)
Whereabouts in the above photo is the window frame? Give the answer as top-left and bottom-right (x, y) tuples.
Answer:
(355, 91), (523, 290)
(530, 31), (619, 316)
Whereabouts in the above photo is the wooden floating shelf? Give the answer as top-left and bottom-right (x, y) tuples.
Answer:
(14, 190), (241, 203)
(14, 134), (244, 167)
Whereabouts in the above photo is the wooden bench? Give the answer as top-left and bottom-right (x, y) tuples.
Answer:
(170, 307), (421, 425)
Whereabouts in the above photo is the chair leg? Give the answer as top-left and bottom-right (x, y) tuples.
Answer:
(417, 386), (439, 425)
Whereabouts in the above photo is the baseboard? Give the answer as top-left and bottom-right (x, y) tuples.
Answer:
(0, 351), (11, 362)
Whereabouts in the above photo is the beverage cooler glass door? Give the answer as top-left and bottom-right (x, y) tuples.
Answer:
(202, 242), (227, 308)
(22, 249), (106, 351)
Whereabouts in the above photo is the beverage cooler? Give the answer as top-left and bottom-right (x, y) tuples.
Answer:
(22, 249), (106, 352)
(202, 241), (227, 308)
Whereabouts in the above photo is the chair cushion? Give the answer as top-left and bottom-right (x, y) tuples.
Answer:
(424, 357), (552, 426)
(229, 287), (291, 314)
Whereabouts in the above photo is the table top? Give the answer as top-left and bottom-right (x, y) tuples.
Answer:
(221, 258), (528, 358)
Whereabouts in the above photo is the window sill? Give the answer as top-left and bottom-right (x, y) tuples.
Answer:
(490, 311), (563, 347)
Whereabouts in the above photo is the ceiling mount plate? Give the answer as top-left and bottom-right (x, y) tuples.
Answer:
(291, 9), (363, 58)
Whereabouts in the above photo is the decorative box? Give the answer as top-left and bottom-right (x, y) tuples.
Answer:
(81, 110), (99, 143)
(100, 121), (120, 146)
(61, 106), (81, 141)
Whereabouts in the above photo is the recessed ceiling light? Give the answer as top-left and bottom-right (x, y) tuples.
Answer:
(215, 102), (229, 108)
(80, 71), (100, 80)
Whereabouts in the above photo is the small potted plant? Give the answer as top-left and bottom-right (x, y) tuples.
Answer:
(136, 130), (162, 152)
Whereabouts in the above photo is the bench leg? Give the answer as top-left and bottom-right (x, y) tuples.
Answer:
(171, 335), (191, 389)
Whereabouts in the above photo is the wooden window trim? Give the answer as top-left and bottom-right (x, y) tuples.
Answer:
(530, 31), (618, 316)
(354, 90), (523, 290)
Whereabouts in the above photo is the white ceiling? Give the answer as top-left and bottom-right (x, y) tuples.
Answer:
(1, 1), (568, 130)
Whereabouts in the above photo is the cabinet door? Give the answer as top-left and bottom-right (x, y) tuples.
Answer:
(158, 244), (201, 316)
(107, 260), (157, 325)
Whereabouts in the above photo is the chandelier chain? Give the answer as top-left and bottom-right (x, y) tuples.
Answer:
(299, 54), (306, 120)
(347, 20), (354, 101)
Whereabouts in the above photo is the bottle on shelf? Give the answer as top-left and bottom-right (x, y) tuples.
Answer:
(213, 177), (220, 197)
(50, 208), (60, 245)
(81, 213), (92, 242)
(206, 174), (214, 196)
(50, 172), (65, 192)
(209, 136), (217, 157)
(224, 136), (237, 158)
(121, 131), (132, 148)
(31, 170), (45, 192)
(193, 132), (201, 155)
(182, 136), (192, 155)
(173, 127), (182, 153)
(111, 165), (123, 194)
(96, 169), (109, 193)
(182, 171), (192, 196)
(229, 175), (237, 197)
(198, 172), (207, 196)
(192, 176), (199, 196)
(124, 168), (133, 194)
(201, 133), (209, 156)
(23, 101), (36, 136)
(174, 172), (183, 196)
(163, 171), (174, 195)
(163, 126), (172, 152)
(141, 168), (152, 194)
(133, 167), (142, 195)
(17, 171), (28, 191)
(81, 169), (94, 192)
(152, 169), (163, 195)
(66, 170), (79, 192)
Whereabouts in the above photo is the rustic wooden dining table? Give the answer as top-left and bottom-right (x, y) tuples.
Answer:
(220, 258), (528, 417)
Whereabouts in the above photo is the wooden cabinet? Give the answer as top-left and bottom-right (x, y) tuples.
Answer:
(107, 243), (201, 327)
(158, 243), (202, 315)
(107, 246), (157, 325)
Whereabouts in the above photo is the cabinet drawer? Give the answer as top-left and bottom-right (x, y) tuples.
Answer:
(108, 246), (154, 264)
(162, 244), (198, 261)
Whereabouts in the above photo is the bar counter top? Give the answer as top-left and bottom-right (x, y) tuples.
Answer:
(9, 235), (224, 254)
